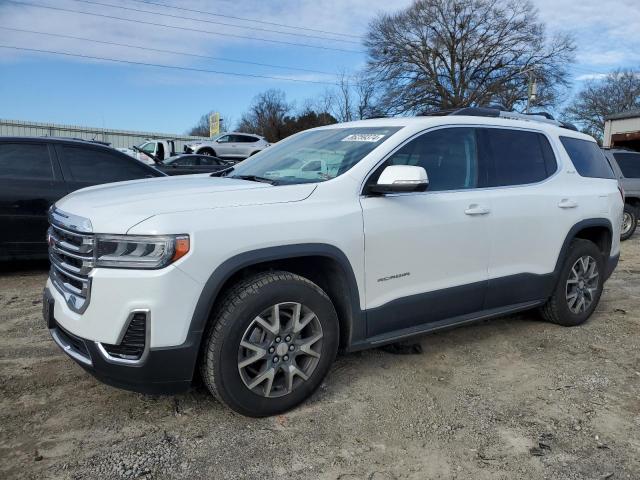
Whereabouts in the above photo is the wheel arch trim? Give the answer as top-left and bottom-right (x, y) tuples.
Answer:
(553, 218), (614, 282)
(187, 243), (364, 346)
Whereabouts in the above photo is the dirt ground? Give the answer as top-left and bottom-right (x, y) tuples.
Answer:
(1, 239), (639, 480)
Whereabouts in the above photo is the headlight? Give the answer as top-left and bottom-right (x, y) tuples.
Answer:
(94, 234), (190, 269)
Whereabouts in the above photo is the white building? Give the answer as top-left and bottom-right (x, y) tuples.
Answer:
(603, 109), (640, 150)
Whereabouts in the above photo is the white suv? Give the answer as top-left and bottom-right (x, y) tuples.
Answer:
(44, 109), (623, 417)
(184, 133), (270, 160)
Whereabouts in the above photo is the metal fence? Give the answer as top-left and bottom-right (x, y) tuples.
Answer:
(0, 118), (208, 151)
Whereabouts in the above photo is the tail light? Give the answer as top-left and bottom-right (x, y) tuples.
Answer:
(618, 184), (625, 202)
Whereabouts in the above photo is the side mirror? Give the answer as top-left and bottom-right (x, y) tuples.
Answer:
(369, 165), (429, 194)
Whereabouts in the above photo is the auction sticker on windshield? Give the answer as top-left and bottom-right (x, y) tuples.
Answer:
(341, 134), (386, 142)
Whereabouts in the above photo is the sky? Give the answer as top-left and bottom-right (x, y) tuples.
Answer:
(0, 0), (639, 135)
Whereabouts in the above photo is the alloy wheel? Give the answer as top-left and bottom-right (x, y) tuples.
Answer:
(565, 255), (599, 314)
(237, 302), (323, 398)
(621, 212), (633, 236)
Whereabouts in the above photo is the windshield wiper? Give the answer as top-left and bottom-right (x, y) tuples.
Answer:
(132, 145), (161, 164)
(231, 174), (276, 184)
(210, 166), (234, 177)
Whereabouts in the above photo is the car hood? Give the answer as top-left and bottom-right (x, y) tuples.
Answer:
(55, 175), (316, 233)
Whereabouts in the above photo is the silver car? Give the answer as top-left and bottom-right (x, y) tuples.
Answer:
(185, 133), (270, 161)
(603, 148), (640, 240)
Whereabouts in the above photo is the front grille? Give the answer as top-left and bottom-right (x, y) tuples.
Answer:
(48, 218), (94, 313)
(101, 312), (147, 361)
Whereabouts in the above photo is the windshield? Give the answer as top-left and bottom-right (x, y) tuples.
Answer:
(137, 142), (155, 154)
(230, 127), (401, 184)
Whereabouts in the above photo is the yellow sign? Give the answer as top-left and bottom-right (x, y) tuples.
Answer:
(209, 112), (220, 137)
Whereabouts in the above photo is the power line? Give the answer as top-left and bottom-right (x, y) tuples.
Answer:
(71, 0), (361, 45)
(0, 44), (347, 85)
(6, 1), (365, 54)
(128, 0), (362, 39)
(0, 26), (342, 76)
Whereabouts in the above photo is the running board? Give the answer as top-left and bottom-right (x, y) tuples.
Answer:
(349, 300), (543, 351)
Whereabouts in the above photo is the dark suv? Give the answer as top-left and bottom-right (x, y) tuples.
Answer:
(0, 137), (165, 261)
(603, 148), (640, 240)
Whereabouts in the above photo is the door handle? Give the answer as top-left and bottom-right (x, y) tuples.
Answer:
(464, 204), (490, 216)
(558, 199), (578, 209)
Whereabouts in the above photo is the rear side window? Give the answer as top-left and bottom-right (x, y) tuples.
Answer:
(482, 129), (557, 187)
(613, 152), (640, 178)
(199, 156), (220, 166)
(560, 137), (615, 179)
(0, 143), (53, 180)
(62, 146), (154, 183)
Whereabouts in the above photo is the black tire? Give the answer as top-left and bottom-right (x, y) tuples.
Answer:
(621, 203), (638, 241)
(198, 148), (216, 156)
(200, 271), (339, 417)
(539, 239), (605, 327)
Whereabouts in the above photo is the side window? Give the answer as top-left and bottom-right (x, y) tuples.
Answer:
(216, 135), (230, 143)
(482, 129), (557, 187)
(140, 142), (155, 154)
(198, 156), (219, 166)
(0, 143), (54, 180)
(241, 135), (259, 143)
(170, 157), (194, 166)
(559, 137), (615, 179)
(382, 127), (479, 191)
(62, 146), (154, 183)
(613, 153), (640, 178)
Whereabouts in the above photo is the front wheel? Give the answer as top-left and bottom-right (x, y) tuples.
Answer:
(200, 271), (339, 417)
(539, 239), (604, 326)
(621, 203), (637, 241)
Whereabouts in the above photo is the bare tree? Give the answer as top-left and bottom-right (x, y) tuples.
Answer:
(564, 69), (640, 140)
(236, 89), (293, 142)
(364, 0), (575, 114)
(236, 89), (336, 142)
(187, 111), (232, 137)
(320, 71), (381, 122)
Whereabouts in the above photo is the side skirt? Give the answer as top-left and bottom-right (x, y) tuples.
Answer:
(348, 300), (543, 352)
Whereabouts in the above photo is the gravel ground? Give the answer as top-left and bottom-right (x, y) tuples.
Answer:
(1, 238), (639, 480)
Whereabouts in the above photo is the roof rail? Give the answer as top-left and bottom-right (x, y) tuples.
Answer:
(446, 106), (577, 131)
(41, 136), (112, 146)
(528, 111), (555, 120)
(449, 107), (499, 118)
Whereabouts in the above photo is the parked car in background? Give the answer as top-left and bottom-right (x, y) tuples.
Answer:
(120, 139), (177, 164)
(602, 148), (640, 240)
(184, 133), (270, 160)
(156, 154), (233, 176)
(0, 137), (165, 261)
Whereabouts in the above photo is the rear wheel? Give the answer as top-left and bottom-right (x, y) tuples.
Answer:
(621, 203), (637, 241)
(200, 271), (339, 417)
(198, 148), (216, 156)
(539, 239), (604, 326)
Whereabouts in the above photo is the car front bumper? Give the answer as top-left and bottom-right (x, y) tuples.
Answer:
(44, 263), (205, 394)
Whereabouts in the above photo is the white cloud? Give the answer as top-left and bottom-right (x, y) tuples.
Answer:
(0, 0), (409, 64)
(532, 0), (640, 70)
(575, 73), (608, 81)
(1, 0), (636, 82)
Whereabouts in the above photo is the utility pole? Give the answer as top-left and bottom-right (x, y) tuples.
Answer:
(526, 71), (537, 114)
